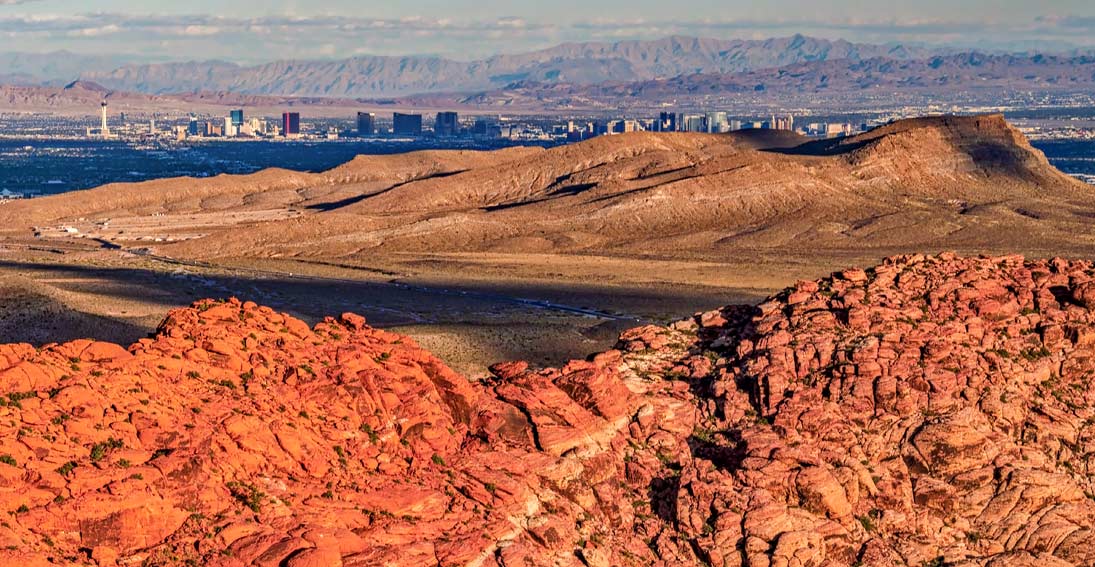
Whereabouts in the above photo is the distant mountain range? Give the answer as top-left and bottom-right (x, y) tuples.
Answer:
(0, 51), (144, 86)
(437, 52), (1095, 111)
(7, 35), (940, 97)
(5, 35), (1095, 110)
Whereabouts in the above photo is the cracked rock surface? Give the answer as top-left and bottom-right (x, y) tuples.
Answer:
(3, 253), (1095, 566)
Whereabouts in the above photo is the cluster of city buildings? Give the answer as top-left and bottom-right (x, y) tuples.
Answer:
(175, 109), (299, 140)
(648, 111), (858, 137)
(86, 102), (866, 143)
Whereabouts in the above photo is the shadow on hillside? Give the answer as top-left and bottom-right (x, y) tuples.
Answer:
(0, 259), (756, 366)
(0, 301), (149, 347)
(760, 115), (1046, 179)
(307, 169), (468, 212)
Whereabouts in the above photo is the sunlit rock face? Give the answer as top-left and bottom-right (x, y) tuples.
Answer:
(4, 253), (1095, 566)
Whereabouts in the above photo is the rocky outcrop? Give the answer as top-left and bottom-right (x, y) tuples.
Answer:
(689, 253), (1095, 566)
(5, 253), (1095, 565)
(0, 298), (700, 566)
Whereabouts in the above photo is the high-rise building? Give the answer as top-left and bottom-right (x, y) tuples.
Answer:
(680, 114), (705, 132)
(393, 112), (422, 136)
(282, 112), (301, 137)
(609, 119), (642, 134)
(224, 116), (238, 137)
(230, 109), (244, 127)
(435, 111), (459, 136)
(187, 114), (199, 136)
(356, 112), (376, 136)
(656, 112), (678, 132)
(247, 117), (268, 136)
(705, 112), (728, 133)
(471, 116), (501, 139)
(99, 102), (109, 136)
(769, 114), (795, 131)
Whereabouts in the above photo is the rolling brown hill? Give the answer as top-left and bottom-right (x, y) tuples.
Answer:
(2, 114), (1092, 285)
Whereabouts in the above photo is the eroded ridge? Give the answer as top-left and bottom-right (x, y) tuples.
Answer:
(4, 253), (1095, 566)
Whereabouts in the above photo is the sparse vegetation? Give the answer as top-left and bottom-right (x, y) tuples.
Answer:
(226, 481), (264, 513)
(90, 437), (124, 462)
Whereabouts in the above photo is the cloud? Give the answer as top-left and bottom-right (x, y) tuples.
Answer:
(0, 12), (1093, 62)
(0, 0), (42, 5)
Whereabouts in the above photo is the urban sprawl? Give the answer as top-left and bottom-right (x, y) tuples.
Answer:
(84, 103), (865, 142)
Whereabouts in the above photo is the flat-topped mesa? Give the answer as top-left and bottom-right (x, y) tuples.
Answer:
(7, 254), (1095, 565)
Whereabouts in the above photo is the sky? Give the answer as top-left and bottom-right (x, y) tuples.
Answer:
(2, 0), (1095, 63)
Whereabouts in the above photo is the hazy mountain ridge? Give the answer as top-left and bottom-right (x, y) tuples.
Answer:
(445, 51), (1095, 110)
(72, 35), (942, 97)
(0, 51), (146, 86)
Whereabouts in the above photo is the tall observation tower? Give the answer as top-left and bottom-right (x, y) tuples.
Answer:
(100, 101), (109, 136)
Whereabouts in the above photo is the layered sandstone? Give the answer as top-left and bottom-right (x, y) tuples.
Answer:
(3, 253), (1095, 565)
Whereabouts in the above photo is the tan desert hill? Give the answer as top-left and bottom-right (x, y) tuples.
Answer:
(2, 113), (1094, 374)
(5, 114), (1091, 268)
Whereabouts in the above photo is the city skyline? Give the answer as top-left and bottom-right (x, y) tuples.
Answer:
(2, 1), (1095, 62)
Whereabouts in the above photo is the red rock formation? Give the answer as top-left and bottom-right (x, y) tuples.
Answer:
(0, 298), (697, 566)
(691, 253), (1095, 566)
(4, 254), (1095, 565)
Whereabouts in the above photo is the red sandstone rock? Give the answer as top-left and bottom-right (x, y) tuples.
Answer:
(7, 255), (1095, 565)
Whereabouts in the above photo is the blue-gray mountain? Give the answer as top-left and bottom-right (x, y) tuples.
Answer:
(70, 35), (938, 97)
(443, 52), (1095, 110)
(0, 51), (144, 87)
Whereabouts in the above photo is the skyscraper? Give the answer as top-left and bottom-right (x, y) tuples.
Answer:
(471, 116), (501, 138)
(356, 112), (376, 136)
(656, 112), (677, 132)
(187, 114), (199, 136)
(100, 102), (109, 136)
(230, 109), (244, 127)
(680, 114), (705, 132)
(435, 111), (459, 137)
(705, 112), (728, 133)
(393, 113), (422, 136)
(282, 112), (300, 137)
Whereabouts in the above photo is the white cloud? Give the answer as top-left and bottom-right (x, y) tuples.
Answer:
(180, 25), (220, 36)
(66, 23), (121, 37)
(0, 12), (1093, 62)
